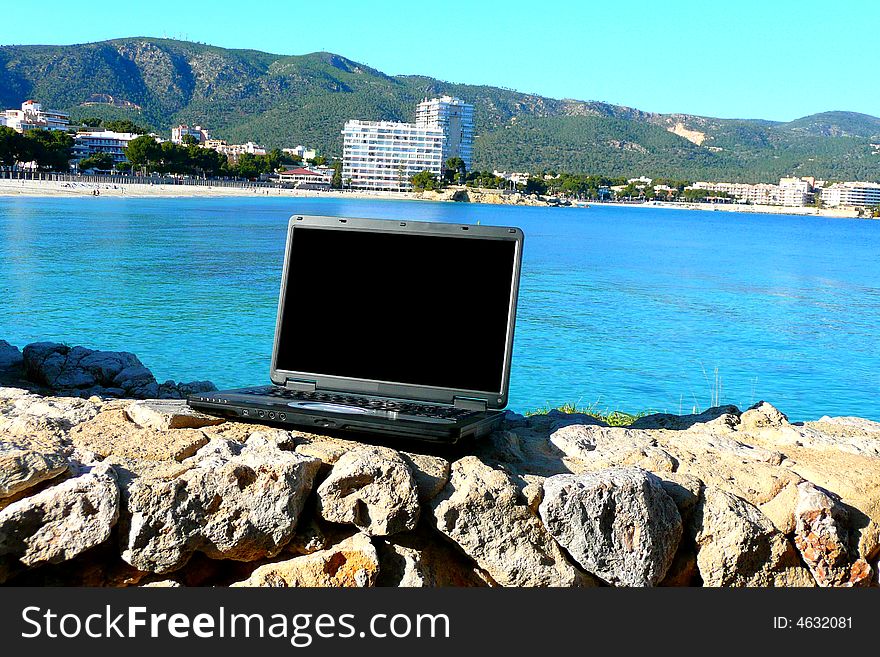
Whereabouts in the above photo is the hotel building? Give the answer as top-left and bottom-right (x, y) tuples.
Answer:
(203, 139), (267, 161)
(171, 124), (211, 145)
(415, 95), (474, 170)
(820, 182), (880, 208)
(72, 130), (146, 167)
(342, 120), (445, 191)
(342, 96), (474, 191)
(3, 100), (70, 132)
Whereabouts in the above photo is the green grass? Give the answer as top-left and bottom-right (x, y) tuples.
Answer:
(523, 401), (655, 427)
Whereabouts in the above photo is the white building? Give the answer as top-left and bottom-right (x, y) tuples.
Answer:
(204, 139), (267, 160)
(342, 120), (444, 191)
(415, 96), (474, 170)
(689, 177), (815, 206)
(3, 100), (70, 132)
(171, 124), (211, 145)
(72, 130), (144, 168)
(275, 166), (332, 188)
(493, 170), (530, 186)
(778, 177), (812, 206)
(821, 182), (880, 208)
(283, 145), (317, 161)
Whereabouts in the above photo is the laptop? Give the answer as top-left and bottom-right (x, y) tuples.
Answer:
(187, 214), (524, 444)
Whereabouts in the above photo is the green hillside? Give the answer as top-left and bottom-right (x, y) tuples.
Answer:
(2, 37), (880, 182)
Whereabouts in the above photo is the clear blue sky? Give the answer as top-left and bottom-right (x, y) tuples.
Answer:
(2, 0), (876, 121)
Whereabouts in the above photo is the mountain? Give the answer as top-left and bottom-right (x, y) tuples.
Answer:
(2, 37), (880, 182)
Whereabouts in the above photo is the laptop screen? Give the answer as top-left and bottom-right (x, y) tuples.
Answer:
(274, 225), (518, 394)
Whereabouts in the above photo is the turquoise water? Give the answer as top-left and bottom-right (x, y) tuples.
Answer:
(1, 196), (879, 421)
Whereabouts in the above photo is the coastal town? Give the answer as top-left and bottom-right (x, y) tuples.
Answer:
(1, 96), (880, 215)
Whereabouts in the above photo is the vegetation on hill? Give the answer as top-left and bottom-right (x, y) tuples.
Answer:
(2, 37), (880, 182)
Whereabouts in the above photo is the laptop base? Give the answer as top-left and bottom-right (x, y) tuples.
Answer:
(188, 387), (505, 444)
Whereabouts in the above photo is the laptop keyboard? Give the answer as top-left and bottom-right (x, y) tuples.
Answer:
(238, 386), (478, 421)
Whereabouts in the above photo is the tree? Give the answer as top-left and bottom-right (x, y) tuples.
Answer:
(23, 129), (74, 171)
(104, 120), (148, 135)
(443, 157), (466, 184)
(331, 160), (342, 189)
(78, 152), (116, 171)
(180, 134), (199, 146)
(524, 176), (547, 195)
(80, 117), (103, 128)
(309, 155), (327, 166)
(410, 170), (439, 191)
(234, 152), (261, 179)
(0, 126), (23, 168)
(125, 135), (161, 172)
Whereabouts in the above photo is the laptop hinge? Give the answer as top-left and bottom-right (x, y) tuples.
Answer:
(453, 396), (488, 411)
(285, 378), (317, 392)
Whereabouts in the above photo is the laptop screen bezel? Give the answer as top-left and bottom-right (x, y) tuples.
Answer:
(269, 215), (524, 409)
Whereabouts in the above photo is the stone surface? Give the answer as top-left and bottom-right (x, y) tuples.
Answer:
(122, 436), (321, 573)
(692, 486), (815, 587)
(126, 399), (225, 430)
(231, 533), (379, 587)
(400, 452), (450, 502)
(432, 456), (594, 587)
(376, 531), (494, 587)
(0, 463), (119, 573)
(317, 446), (421, 536)
(0, 448), (69, 498)
(539, 467), (682, 586)
(793, 481), (871, 587)
(0, 391), (99, 450)
(69, 409), (210, 462)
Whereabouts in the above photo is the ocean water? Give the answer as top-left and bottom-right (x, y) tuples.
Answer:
(1, 196), (879, 421)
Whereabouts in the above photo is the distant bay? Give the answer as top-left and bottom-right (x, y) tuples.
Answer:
(1, 196), (878, 421)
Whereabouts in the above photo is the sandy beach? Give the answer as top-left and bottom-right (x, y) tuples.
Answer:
(0, 177), (419, 201)
(0, 178), (871, 219)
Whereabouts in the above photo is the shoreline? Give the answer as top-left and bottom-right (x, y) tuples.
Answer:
(590, 199), (864, 219)
(0, 178), (871, 218)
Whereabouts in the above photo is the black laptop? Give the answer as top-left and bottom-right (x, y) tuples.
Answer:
(187, 214), (524, 443)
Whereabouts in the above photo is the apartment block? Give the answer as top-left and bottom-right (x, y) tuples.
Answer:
(820, 182), (880, 207)
(342, 120), (444, 191)
(171, 124), (211, 145)
(72, 130), (143, 167)
(415, 95), (474, 170)
(3, 100), (70, 132)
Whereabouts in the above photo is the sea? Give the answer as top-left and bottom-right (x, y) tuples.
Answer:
(1, 196), (879, 422)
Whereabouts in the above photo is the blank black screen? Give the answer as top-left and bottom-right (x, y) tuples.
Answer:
(275, 226), (516, 392)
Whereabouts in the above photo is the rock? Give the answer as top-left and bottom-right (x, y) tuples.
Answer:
(231, 533), (378, 587)
(793, 482), (871, 587)
(399, 452), (450, 502)
(376, 532), (493, 587)
(0, 448), (69, 498)
(0, 341), (24, 385)
(432, 456), (594, 587)
(121, 436), (321, 573)
(126, 399), (225, 430)
(317, 446), (420, 536)
(141, 579), (182, 587)
(630, 405), (741, 431)
(692, 486), (815, 587)
(740, 401), (790, 432)
(69, 409), (210, 462)
(539, 467), (682, 586)
(0, 463), (119, 573)
(20, 341), (216, 399)
(0, 392), (99, 449)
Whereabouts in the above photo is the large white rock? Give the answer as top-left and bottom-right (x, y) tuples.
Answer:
(122, 436), (321, 573)
(0, 462), (119, 569)
(317, 445), (420, 536)
(0, 448), (69, 499)
(432, 456), (594, 587)
(693, 486), (815, 587)
(539, 467), (682, 586)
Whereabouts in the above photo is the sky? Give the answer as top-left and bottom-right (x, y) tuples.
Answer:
(1, 0), (877, 122)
